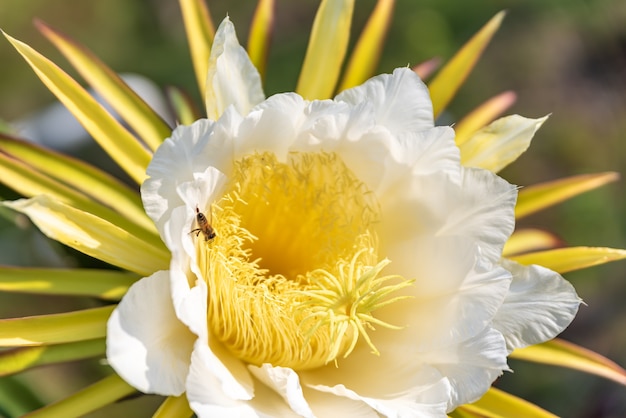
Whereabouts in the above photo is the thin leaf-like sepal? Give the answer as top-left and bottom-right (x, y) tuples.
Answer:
(0, 134), (156, 235)
(510, 246), (626, 274)
(153, 394), (194, 418)
(247, 0), (275, 80)
(429, 11), (505, 118)
(166, 86), (202, 126)
(24, 373), (135, 418)
(3, 32), (151, 184)
(0, 306), (114, 347)
(502, 228), (561, 257)
(0, 267), (138, 301)
(338, 0), (395, 92)
(511, 338), (626, 386)
(296, 0), (355, 99)
(454, 91), (516, 145)
(0, 339), (105, 377)
(179, 0), (215, 98)
(4, 196), (169, 276)
(36, 21), (172, 152)
(460, 114), (548, 173)
(456, 387), (557, 418)
(516, 172), (619, 219)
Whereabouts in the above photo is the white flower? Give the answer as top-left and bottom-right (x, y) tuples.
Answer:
(106, 18), (581, 417)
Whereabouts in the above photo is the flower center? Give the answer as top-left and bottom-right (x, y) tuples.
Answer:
(194, 152), (412, 370)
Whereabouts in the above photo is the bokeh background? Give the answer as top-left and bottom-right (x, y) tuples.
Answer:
(0, 0), (625, 416)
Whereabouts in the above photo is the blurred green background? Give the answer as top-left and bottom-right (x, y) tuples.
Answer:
(0, 0), (625, 416)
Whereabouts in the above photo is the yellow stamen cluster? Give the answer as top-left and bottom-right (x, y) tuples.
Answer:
(194, 151), (412, 370)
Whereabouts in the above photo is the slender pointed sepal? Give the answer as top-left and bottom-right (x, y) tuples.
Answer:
(0, 267), (138, 300)
(247, 0), (275, 80)
(338, 0), (395, 92)
(454, 387), (557, 418)
(24, 373), (136, 418)
(296, 0), (355, 99)
(460, 114), (548, 173)
(454, 91), (517, 145)
(516, 172), (620, 219)
(4, 196), (169, 276)
(36, 20), (172, 152)
(153, 394), (194, 418)
(179, 0), (215, 98)
(166, 86), (202, 126)
(503, 228), (561, 257)
(510, 246), (626, 274)
(511, 338), (626, 386)
(3, 32), (151, 184)
(0, 339), (105, 377)
(429, 11), (505, 118)
(0, 306), (114, 347)
(0, 134), (157, 235)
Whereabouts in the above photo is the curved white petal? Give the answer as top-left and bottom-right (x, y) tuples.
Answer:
(335, 67), (434, 134)
(493, 259), (582, 352)
(417, 328), (509, 410)
(187, 339), (255, 405)
(249, 364), (315, 418)
(106, 271), (195, 396)
(206, 17), (265, 120)
(141, 119), (216, 236)
(304, 352), (450, 417)
(381, 237), (511, 350)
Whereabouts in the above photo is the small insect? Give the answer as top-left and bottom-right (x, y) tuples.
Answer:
(190, 206), (216, 241)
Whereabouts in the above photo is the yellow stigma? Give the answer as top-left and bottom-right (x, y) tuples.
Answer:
(194, 152), (412, 370)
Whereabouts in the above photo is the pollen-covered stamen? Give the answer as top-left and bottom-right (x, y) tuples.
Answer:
(194, 151), (413, 370)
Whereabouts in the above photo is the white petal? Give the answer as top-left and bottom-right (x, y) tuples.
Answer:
(418, 328), (509, 410)
(304, 354), (450, 417)
(187, 339), (255, 404)
(106, 271), (195, 396)
(304, 389), (380, 418)
(249, 364), (315, 418)
(461, 114), (549, 173)
(206, 17), (265, 120)
(381, 237), (511, 349)
(378, 167), (516, 266)
(141, 119), (216, 236)
(335, 67), (434, 134)
(493, 259), (582, 351)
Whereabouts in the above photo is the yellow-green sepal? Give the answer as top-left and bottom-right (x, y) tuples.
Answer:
(179, 0), (215, 98)
(0, 267), (138, 301)
(503, 229), (561, 257)
(166, 86), (202, 126)
(0, 306), (114, 347)
(0, 339), (105, 377)
(3, 32), (151, 185)
(296, 0), (355, 99)
(429, 11), (505, 118)
(24, 373), (136, 418)
(454, 91), (516, 146)
(338, 0), (395, 92)
(453, 387), (557, 418)
(0, 133), (157, 236)
(153, 394), (194, 418)
(36, 21), (172, 153)
(515, 172), (620, 219)
(4, 196), (169, 276)
(510, 246), (626, 274)
(511, 338), (626, 386)
(247, 0), (275, 81)
(460, 114), (548, 173)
